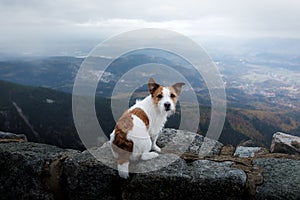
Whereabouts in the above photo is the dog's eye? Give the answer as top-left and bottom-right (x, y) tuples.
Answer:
(170, 93), (176, 98)
(157, 94), (163, 99)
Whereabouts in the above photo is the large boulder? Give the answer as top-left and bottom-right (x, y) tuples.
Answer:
(63, 144), (121, 200)
(8, 129), (300, 199)
(254, 158), (300, 200)
(0, 142), (77, 200)
(157, 128), (223, 158)
(123, 158), (247, 200)
(64, 142), (246, 200)
(270, 132), (300, 155)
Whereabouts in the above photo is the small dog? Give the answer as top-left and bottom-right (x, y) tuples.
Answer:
(110, 78), (184, 178)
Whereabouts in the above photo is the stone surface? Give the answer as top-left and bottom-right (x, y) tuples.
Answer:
(2, 131), (300, 200)
(123, 159), (247, 200)
(157, 128), (223, 158)
(0, 131), (27, 142)
(234, 146), (261, 158)
(63, 145), (120, 200)
(270, 132), (300, 155)
(0, 140), (246, 200)
(63, 143), (246, 200)
(254, 158), (300, 200)
(220, 144), (236, 156)
(0, 142), (75, 200)
(131, 153), (185, 174)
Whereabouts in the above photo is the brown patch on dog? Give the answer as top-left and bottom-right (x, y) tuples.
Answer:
(112, 110), (134, 164)
(151, 86), (164, 105)
(130, 108), (149, 129)
(148, 78), (160, 96)
(169, 86), (179, 105)
(112, 108), (149, 164)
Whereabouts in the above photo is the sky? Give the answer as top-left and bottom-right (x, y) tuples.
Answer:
(0, 0), (300, 56)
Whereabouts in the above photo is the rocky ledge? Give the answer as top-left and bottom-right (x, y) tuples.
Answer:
(0, 129), (300, 200)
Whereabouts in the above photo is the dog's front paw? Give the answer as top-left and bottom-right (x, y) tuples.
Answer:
(141, 152), (159, 160)
(152, 144), (161, 152)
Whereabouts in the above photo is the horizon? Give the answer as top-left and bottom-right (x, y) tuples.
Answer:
(1, 37), (300, 59)
(1, 0), (300, 57)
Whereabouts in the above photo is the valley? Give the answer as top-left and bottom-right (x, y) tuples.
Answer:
(0, 50), (299, 149)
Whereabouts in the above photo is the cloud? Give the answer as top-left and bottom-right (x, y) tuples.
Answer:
(75, 17), (236, 37)
(0, 0), (299, 55)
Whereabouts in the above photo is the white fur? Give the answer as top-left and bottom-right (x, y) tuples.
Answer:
(110, 87), (175, 179)
(127, 115), (152, 161)
(157, 87), (176, 115)
(117, 162), (129, 179)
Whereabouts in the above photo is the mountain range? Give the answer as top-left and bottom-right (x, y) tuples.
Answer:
(0, 52), (299, 149)
(0, 79), (299, 150)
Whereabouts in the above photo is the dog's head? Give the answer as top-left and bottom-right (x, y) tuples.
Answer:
(148, 78), (185, 115)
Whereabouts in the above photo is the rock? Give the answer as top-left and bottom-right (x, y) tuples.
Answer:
(220, 144), (236, 156)
(65, 142), (245, 200)
(4, 130), (300, 200)
(123, 159), (247, 200)
(0, 142), (76, 200)
(254, 158), (300, 200)
(122, 156), (189, 200)
(291, 140), (300, 148)
(234, 146), (261, 158)
(0, 131), (27, 142)
(270, 132), (300, 155)
(157, 128), (223, 158)
(131, 153), (185, 174)
(63, 144), (121, 200)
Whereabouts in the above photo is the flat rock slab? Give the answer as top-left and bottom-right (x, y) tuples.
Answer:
(65, 143), (247, 200)
(123, 159), (247, 200)
(157, 128), (223, 158)
(254, 158), (300, 200)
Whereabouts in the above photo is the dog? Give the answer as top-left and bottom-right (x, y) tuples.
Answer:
(110, 78), (184, 179)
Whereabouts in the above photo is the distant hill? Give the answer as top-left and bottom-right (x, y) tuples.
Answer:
(1, 53), (299, 112)
(0, 54), (205, 97)
(0, 52), (299, 148)
(0, 80), (114, 150)
(1, 80), (299, 149)
(0, 56), (82, 93)
(223, 108), (300, 146)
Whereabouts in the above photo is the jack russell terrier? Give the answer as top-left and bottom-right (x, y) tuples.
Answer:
(110, 78), (184, 178)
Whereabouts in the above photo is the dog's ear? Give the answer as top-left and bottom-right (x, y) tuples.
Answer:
(171, 82), (185, 95)
(148, 78), (160, 95)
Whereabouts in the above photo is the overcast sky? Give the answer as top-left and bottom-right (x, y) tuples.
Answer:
(1, 0), (300, 56)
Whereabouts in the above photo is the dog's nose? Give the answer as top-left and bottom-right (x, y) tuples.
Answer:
(164, 102), (171, 111)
